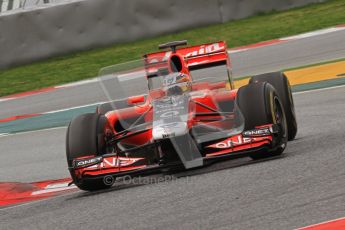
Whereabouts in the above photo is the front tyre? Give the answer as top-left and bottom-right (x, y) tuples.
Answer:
(250, 72), (297, 140)
(236, 82), (288, 160)
(66, 113), (112, 191)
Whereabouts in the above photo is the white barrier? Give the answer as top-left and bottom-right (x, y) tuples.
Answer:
(0, 0), (325, 69)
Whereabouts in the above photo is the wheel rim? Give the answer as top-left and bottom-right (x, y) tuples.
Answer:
(274, 97), (287, 140)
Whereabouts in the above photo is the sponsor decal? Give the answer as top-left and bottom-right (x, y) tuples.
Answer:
(160, 123), (179, 129)
(154, 97), (185, 112)
(243, 128), (271, 137)
(152, 122), (187, 140)
(185, 43), (225, 57)
(102, 157), (142, 167)
(83, 157), (144, 169)
(153, 96), (188, 119)
(147, 42), (224, 64)
(156, 105), (185, 112)
(73, 157), (102, 169)
(162, 132), (176, 138)
(209, 132), (273, 149)
(153, 124), (176, 139)
(160, 110), (179, 118)
(211, 135), (255, 149)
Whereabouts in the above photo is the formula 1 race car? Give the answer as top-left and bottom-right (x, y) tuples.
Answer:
(66, 40), (297, 191)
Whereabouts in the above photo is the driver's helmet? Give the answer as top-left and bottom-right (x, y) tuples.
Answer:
(162, 72), (191, 96)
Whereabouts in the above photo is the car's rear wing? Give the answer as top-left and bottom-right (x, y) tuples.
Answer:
(144, 41), (230, 69)
(143, 41), (234, 88)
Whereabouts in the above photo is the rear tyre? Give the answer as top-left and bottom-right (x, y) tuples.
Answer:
(236, 82), (288, 160)
(66, 113), (111, 191)
(249, 72), (297, 140)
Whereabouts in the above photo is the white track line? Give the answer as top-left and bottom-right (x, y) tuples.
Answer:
(293, 84), (345, 95)
(31, 185), (77, 196)
(0, 98), (15, 103)
(0, 127), (66, 138)
(43, 101), (106, 114)
(228, 49), (249, 54)
(55, 78), (98, 88)
(281, 27), (345, 41)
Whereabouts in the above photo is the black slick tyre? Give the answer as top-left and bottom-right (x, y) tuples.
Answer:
(66, 113), (112, 191)
(249, 72), (297, 140)
(236, 82), (288, 160)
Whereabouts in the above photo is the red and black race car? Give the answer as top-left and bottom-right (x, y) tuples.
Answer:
(66, 41), (297, 191)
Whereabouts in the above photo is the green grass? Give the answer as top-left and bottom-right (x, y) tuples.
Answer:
(1, 0), (345, 97)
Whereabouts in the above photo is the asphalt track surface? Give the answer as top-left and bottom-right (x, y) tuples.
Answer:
(1, 86), (345, 229)
(1, 28), (345, 119)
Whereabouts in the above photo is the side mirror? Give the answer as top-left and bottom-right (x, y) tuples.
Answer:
(127, 95), (145, 105)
